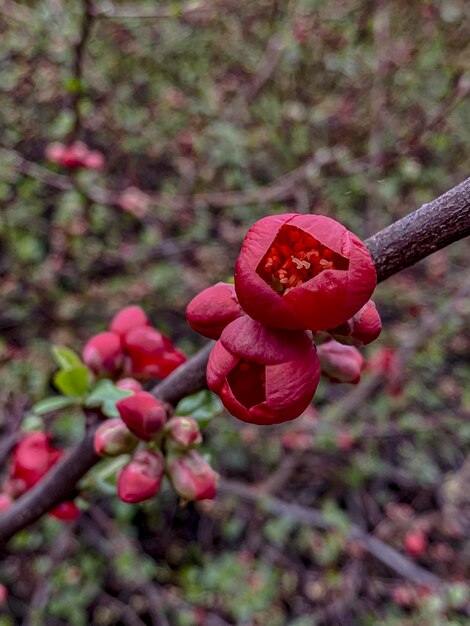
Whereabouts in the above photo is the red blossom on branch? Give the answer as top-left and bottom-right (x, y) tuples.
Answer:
(207, 316), (320, 425)
(234, 213), (376, 331)
(117, 449), (165, 504)
(186, 282), (244, 339)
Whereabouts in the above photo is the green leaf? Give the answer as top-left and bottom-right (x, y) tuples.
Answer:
(32, 396), (78, 415)
(51, 346), (84, 371)
(175, 390), (222, 427)
(54, 367), (90, 399)
(85, 379), (132, 419)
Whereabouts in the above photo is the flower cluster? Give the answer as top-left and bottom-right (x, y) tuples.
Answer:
(1, 433), (80, 521)
(187, 213), (382, 424)
(45, 141), (105, 171)
(82, 306), (186, 380)
(96, 401), (217, 504)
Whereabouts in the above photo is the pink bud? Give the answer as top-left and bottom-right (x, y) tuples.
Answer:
(186, 282), (244, 339)
(50, 501), (80, 521)
(116, 391), (166, 441)
(82, 331), (123, 376)
(117, 449), (164, 503)
(83, 150), (105, 171)
(94, 419), (138, 456)
(167, 450), (218, 501)
(45, 142), (66, 164)
(404, 530), (427, 557)
(61, 141), (89, 168)
(0, 584), (8, 606)
(0, 493), (13, 511)
(165, 417), (202, 451)
(110, 306), (149, 339)
(349, 300), (382, 346)
(116, 378), (143, 394)
(317, 340), (363, 384)
(124, 326), (186, 379)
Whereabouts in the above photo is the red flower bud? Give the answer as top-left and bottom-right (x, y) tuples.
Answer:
(116, 391), (166, 440)
(94, 419), (138, 456)
(0, 494), (13, 511)
(404, 530), (428, 557)
(167, 450), (218, 501)
(165, 416), (202, 450)
(0, 584), (7, 606)
(110, 306), (149, 339)
(234, 214), (376, 331)
(317, 340), (363, 384)
(117, 449), (164, 503)
(50, 501), (80, 521)
(11, 433), (63, 489)
(116, 378), (143, 394)
(82, 331), (123, 376)
(124, 326), (186, 379)
(186, 282), (244, 339)
(207, 316), (320, 425)
(60, 141), (89, 168)
(330, 300), (382, 346)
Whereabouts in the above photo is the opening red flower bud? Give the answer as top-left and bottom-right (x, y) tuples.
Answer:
(165, 416), (202, 451)
(94, 419), (138, 456)
(118, 449), (164, 503)
(186, 282), (244, 339)
(11, 433), (63, 489)
(116, 378), (143, 394)
(82, 331), (123, 376)
(167, 450), (218, 501)
(207, 316), (320, 425)
(110, 306), (149, 339)
(234, 213), (376, 331)
(116, 391), (167, 441)
(329, 300), (382, 346)
(124, 326), (186, 379)
(317, 340), (363, 384)
(50, 501), (80, 521)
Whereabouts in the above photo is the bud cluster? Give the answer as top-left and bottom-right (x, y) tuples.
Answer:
(82, 306), (187, 380)
(0, 433), (79, 521)
(45, 141), (105, 171)
(187, 213), (382, 425)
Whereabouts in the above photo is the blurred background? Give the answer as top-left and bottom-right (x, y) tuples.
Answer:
(1, 0), (470, 624)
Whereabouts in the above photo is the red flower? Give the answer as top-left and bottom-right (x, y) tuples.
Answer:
(94, 419), (138, 456)
(404, 530), (428, 557)
(329, 300), (382, 346)
(117, 449), (164, 503)
(317, 340), (363, 384)
(50, 501), (80, 521)
(116, 391), (167, 441)
(124, 326), (186, 379)
(234, 213), (376, 331)
(207, 316), (320, 425)
(167, 450), (218, 501)
(110, 306), (149, 339)
(11, 433), (63, 489)
(82, 331), (123, 376)
(165, 416), (202, 451)
(186, 282), (244, 339)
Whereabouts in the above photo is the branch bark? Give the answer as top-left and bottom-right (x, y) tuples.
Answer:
(0, 176), (470, 545)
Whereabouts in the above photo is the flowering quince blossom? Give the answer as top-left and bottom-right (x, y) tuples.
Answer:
(11, 433), (63, 489)
(116, 391), (167, 441)
(110, 305), (149, 339)
(234, 213), (376, 331)
(186, 282), (244, 339)
(117, 449), (165, 503)
(82, 331), (123, 376)
(123, 326), (186, 379)
(164, 416), (202, 451)
(94, 419), (138, 456)
(317, 340), (364, 384)
(207, 316), (320, 425)
(329, 300), (382, 346)
(167, 450), (218, 501)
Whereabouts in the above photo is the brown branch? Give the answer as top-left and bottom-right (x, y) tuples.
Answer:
(1, 177), (470, 545)
(219, 478), (443, 589)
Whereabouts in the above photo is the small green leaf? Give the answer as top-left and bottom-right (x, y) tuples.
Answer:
(175, 390), (222, 427)
(32, 396), (78, 415)
(85, 379), (132, 418)
(54, 366), (90, 398)
(51, 346), (83, 371)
